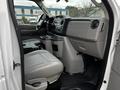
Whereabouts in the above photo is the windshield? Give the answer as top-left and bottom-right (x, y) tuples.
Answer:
(43, 0), (104, 18)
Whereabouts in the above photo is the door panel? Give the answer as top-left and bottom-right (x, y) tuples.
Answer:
(19, 24), (47, 40)
(19, 25), (39, 40)
(10, 16), (22, 90)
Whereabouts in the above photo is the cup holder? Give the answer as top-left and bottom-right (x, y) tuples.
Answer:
(25, 78), (47, 90)
(69, 87), (81, 90)
(30, 82), (41, 87)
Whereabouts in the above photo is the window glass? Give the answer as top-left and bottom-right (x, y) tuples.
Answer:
(14, 0), (44, 25)
(43, 0), (104, 18)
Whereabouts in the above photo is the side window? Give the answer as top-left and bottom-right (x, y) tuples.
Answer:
(43, 0), (104, 18)
(13, 0), (44, 25)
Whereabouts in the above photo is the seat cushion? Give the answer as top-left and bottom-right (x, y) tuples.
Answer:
(24, 50), (63, 83)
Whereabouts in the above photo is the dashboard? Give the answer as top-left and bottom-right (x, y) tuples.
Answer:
(47, 16), (108, 59)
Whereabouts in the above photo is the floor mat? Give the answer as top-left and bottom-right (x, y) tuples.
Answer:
(60, 73), (97, 90)
(60, 59), (100, 90)
(61, 83), (96, 90)
(47, 57), (101, 90)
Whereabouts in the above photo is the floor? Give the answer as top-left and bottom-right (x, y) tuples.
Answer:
(47, 57), (101, 90)
(60, 73), (97, 90)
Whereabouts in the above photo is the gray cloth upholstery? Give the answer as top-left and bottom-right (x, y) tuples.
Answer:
(24, 50), (63, 84)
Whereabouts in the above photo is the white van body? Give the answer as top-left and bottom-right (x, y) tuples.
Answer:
(0, 0), (22, 90)
(0, 0), (120, 90)
(0, 48), (7, 90)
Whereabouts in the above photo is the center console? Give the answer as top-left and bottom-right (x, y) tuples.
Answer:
(23, 38), (44, 54)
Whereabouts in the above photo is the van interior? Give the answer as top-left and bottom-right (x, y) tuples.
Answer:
(11, 0), (111, 90)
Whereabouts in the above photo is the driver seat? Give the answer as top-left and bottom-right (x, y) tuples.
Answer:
(24, 50), (63, 84)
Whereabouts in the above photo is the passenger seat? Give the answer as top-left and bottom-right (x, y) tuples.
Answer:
(24, 50), (63, 84)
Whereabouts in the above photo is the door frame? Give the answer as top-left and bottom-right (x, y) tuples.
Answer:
(7, 0), (25, 90)
(99, 0), (120, 90)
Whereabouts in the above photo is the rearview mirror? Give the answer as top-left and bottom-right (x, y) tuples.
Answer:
(56, 0), (68, 2)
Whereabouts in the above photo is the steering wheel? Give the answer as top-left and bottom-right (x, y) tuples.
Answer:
(36, 14), (46, 30)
